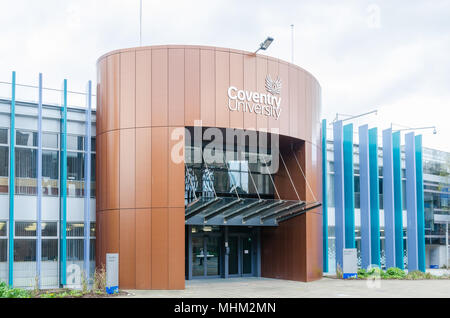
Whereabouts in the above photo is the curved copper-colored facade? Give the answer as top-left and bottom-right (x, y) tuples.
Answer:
(96, 45), (322, 289)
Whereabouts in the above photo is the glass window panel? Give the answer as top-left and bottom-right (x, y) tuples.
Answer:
(91, 153), (96, 182)
(0, 146), (9, 177)
(90, 239), (95, 261)
(43, 150), (58, 180)
(0, 239), (6, 262)
(0, 128), (7, 144)
(16, 130), (37, 147)
(15, 222), (36, 237)
(67, 135), (84, 151)
(0, 222), (7, 236)
(67, 238), (83, 261)
(42, 239), (58, 261)
(42, 133), (58, 149)
(91, 137), (96, 152)
(15, 148), (37, 178)
(42, 222), (57, 237)
(66, 223), (84, 237)
(67, 152), (84, 181)
(14, 239), (36, 261)
(90, 222), (96, 237)
(68, 152), (84, 197)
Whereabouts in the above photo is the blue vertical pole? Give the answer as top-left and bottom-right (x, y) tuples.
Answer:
(333, 120), (345, 271)
(60, 79), (68, 286)
(358, 125), (371, 269)
(392, 131), (404, 269)
(405, 132), (418, 271)
(368, 128), (380, 266)
(382, 128), (396, 269)
(36, 73), (43, 287)
(415, 135), (425, 272)
(84, 81), (92, 281)
(321, 119), (328, 272)
(343, 124), (355, 248)
(8, 71), (16, 287)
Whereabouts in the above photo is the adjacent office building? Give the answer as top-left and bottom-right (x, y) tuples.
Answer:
(324, 139), (450, 271)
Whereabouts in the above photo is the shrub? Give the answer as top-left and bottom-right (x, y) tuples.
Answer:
(385, 267), (406, 279)
(0, 282), (31, 298)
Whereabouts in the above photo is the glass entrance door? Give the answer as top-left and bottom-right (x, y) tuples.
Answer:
(241, 236), (252, 275)
(192, 234), (221, 278)
(228, 234), (253, 277)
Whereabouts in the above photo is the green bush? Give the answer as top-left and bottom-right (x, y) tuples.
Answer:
(385, 267), (406, 279)
(0, 281), (31, 298)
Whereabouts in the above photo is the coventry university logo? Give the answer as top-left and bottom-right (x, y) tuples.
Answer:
(227, 74), (282, 119)
(265, 74), (282, 95)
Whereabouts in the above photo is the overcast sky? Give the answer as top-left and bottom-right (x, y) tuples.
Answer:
(0, 0), (449, 152)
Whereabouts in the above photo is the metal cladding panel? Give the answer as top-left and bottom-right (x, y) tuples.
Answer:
(267, 58), (279, 133)
(200, 49), (215, 127)
(106, 54), (120, 132)
(256, 56), (268, 132)
(135, 50), (152, 127)
(135, 128), (152, 208)
(358, 125), (371, 270)
(151, 49), (168, 126)
(96, 45), (322, 288)
(135, 209), (152, 289)
(184, 48), (201, 126)
(343, 124), (355, 248)
(106, 130), (120, 209)
(368, 128), (381, 266)
(168, 48), (185, 126)
(151, 127), (168, 207)
(278, 62), (289, 136)
(382, 128), (396, 269)
(405, 132), (418, 271)
(119, 209), (136, 288)
(333, 120), (345, 270)
(151, 208), (169, 289)
(415, 135), (426, 272)
(119, 51), (136, 129)
(229, 52), (244, 129)
(243, 54), (257, 130)
(392, 131), (404, 269)
(215, 49), (230, 128)
(119, 129), (136, 209)
(168, 127), (185, 208)
(168, 208), (185, 289)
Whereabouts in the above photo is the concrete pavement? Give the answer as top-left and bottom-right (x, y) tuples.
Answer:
(122, 277), (450, 298)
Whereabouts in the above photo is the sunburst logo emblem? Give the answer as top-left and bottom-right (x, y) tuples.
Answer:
(265, 74), (282, 95)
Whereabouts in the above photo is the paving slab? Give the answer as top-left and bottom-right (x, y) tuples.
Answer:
(122, 277), (450, 298)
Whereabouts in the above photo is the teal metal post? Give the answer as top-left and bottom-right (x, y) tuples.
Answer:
(60, 79), (68, 285)
(321, 119), (328, 272)
(415, 135), (426, 272)
(343, 124), (355, 248)
(368, 128), (381, 266)
(392, 131), (404, 269)
(8, 72), (16, 287)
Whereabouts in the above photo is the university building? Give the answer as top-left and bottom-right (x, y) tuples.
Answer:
(0, 44), (448, 289)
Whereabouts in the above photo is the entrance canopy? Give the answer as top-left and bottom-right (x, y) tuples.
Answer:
(185, 196), (321, 226)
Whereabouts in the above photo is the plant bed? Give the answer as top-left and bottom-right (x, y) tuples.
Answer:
(356, 267), (450, 280)
(35, 288), (129, 298)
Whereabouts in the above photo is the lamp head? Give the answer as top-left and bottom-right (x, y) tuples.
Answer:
(260, 37), (274, 50)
